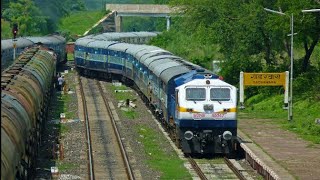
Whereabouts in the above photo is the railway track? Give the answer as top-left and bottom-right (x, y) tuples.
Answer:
(186, 155), (249, 180)
(78, 75), (135, 180)
(186, 155), (208, 180)
(224, 157), (247, 180)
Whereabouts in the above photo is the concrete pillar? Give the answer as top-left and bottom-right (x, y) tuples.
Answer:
(115, 13), (122, 32)
(166, 16), (171, 31)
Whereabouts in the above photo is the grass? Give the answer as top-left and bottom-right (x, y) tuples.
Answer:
(57, 161), (78, 171)
(58, 10), (107, 36)
(54, 93), (77, 120)
(67, 53), (74, 61)
(122, 109), (137, 119)
(241, 93), (320, 144)
(49, 70), (78, 138)
(51, 93), (67, 119)
(109, 84), (138, 119)
(110, 84), (136, 100)
(137, 125), (192, 179)
(59, 124), (69, 134)
(54, 70), (78, 120)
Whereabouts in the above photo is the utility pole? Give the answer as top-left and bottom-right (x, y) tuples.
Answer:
(264, 8), (294, 121)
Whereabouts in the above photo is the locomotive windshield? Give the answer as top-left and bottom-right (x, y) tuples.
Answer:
(210, 88), (230, 101)
(186, 88), (206, 101)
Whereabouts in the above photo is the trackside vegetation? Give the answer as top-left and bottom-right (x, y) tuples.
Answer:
(137, 125), (192, 179)
(1, 0), (85, 38)
(1, 19), (11, 39)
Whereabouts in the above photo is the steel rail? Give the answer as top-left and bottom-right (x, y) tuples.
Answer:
(187, 155), (208, 180)
(78, 75), (95, 180)
(96, 80), (135, 180)
(224, 157), (246, 180)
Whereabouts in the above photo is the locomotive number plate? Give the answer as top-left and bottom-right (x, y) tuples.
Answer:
(192, 113), (205, 120)
(212, 113), (225, 120)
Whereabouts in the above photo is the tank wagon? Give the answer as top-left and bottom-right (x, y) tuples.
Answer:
(74, 32), (238, 155)
(1, 34), (66, 72)
(1, 45), (57, 180)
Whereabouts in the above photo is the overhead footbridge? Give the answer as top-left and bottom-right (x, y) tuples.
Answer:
(83, 4), (179, 35)
(106, 4), (177, 32)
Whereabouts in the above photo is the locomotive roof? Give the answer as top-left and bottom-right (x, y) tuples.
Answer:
(149, 58), (173, 71)
(159, 65), (191, 83)
(152, 61), (182, 77)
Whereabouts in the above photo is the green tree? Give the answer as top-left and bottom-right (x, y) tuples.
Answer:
(33, 0), (86, 23)
(2, 0), (48, 36)
(264, 0), (320, 73)
(156, 0), (319, 84)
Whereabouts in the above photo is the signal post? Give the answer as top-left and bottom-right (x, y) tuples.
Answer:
(12, 23), (18, 60)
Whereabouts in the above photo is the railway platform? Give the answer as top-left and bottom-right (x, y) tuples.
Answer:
(238, 117), (320, 179)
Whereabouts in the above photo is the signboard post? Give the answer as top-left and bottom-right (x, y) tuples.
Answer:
(239, 71), (289, 110)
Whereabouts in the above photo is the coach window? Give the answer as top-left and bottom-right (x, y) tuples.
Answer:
(186, 88), (206, 101)
(210, 88), (230, 101)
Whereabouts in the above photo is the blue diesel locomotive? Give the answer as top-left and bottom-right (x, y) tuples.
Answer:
(74, 32), (238, 155)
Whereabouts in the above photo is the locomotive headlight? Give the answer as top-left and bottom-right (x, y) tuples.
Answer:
(184, 131), (193, 140)
(222, 131), (232, 140)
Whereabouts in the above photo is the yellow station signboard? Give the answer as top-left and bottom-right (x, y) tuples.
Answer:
(243, 72), (286, 86)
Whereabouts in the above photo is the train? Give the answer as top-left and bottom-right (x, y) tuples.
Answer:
(74, 32), (238, 155)
(1, 34), (67, 72)
(1, 45), (57, 180)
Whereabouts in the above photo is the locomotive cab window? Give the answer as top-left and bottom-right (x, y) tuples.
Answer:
(210, 88), (230, 101)
(186, 88), (206, 101)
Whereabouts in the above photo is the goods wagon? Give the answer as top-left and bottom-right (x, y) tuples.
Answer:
(1, 45), (56, 180)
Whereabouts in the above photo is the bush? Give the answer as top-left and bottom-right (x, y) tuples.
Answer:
(293, 70), (320, 100)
